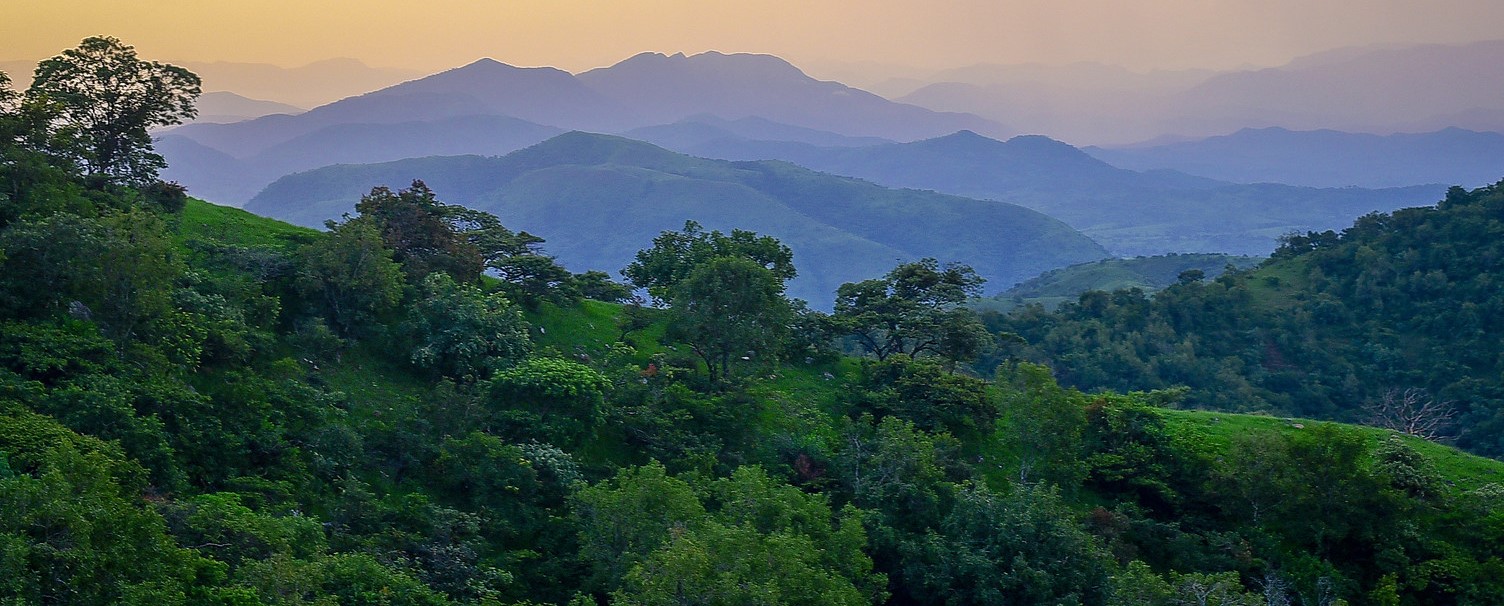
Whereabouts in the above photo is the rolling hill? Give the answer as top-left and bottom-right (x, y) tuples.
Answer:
(243, 132), (1108, 305)
(973, 253), (1262, 312)
(644, 129), (1441, 256)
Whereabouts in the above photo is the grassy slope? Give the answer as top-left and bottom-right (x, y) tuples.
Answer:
(1163, 409), (1504, 493)
(177, 197), (319, 250)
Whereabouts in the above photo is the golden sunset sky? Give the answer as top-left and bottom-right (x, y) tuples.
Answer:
(5, 0), (1504, 72)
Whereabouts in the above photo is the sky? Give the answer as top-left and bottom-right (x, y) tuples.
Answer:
(5, 0), (1504, 73)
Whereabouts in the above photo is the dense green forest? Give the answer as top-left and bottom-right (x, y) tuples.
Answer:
(983, 182), (1504, 458)
(4, 38), (1504, 606)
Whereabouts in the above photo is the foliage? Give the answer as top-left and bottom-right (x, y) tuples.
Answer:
(622, 220), (796, 305)
(486, 357), (610, 445)
(353, 181), (484, 282)
(897, 483), (1113, 606)
(579, 464), (886, 605)
(835, 258), (989, 365)
(402, 272), (530, 383)
(986, 181), (1504, 457)
(852, 356), (998, 436)
(27, 36), (200, 184)
(297, 218), (404, 337)
(667, 256), (793, 383)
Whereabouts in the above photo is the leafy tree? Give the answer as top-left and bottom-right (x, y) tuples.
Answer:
(296, 218), (404, 337)
(1, 69), (89, 227)
(897, 482), (1113, 606)
(353, 181), (578, 304)
(352, 181), (483, 282)
(0, 212), (107, 318)
(997, 361), (1088, 488)
(667, 256), (793, 383)
(623, 220), (796, 305)
(0, 208), (184, 351)
(0, 431), (204, 605)
(402, 272), (530, 383)
(572, 462), (706, 591)
(27, 36), (200, 184)
(486, 357), (610, 445)
(832, 416), (967, 531)
(160, 492), (327, 569)
(574, 270), (632, 303)
(854, 356), (998, 435)
(236, 552), (452, 606)
(0, 71), (16, 112)
(834, 258), (988, 364)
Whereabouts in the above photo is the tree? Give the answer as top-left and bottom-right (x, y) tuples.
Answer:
(897, 483), (1113, 606)
(27, 36), (200, 184)
(667, 256), (792, 384)
(1364, 387), (1457, 440)
(353, 181), (483, 282)
(402, 272), (531, 383)
(623, 221), (796, 305)
(572, 462), (706, 591)
(297, 218), (404, 337)
(0, 71), (17, 112)
(997, 362), (1087, 488)
(486, 357), (611, 445)
(855, 356), (998, 435)
(833, 258), (988, 364)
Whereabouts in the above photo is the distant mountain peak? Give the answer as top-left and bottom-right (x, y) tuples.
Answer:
(602, 50), (808, 80)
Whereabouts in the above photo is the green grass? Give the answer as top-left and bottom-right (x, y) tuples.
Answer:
(1161, 408), (1504, 493)
(525, 299), (669, 363)
(176, 197), (318, 250)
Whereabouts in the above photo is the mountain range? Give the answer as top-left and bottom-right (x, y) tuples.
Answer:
(242, 132), (1108, 305)
(1088, 127), (1504, 189)
(186, 91), (304, 124)
(1, 57), (421, 108)
(627, 126), (1442, 256)
(157, 52), (1005, 205)
(886, 40), (1504, 145)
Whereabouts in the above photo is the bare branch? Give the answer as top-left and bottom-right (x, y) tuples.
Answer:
(1364, 387), (1458, 440)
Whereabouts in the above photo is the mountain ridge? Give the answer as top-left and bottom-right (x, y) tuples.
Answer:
(244, 131), (1108, 305)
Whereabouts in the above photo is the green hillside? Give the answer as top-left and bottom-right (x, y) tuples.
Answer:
(244, 132), (1109, 305)
(987, 181), (1504, 459)
(976, 253), (1262, 312)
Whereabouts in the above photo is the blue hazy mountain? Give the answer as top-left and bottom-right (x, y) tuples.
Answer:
(158, 53), (1005, 206)
(643, 129), (1443, 256)
(242, 132), (1107, 305)
(577, 51), (1006, 141)
(1087, 127), (1504, 189)
(159, 114), (564, 205)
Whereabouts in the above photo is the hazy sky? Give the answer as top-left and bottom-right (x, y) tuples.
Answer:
(6, 0), (1504, 73)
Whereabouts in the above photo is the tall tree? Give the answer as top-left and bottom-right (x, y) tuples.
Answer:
(833, 258), (988, 364)
(623, 221), (796, 305)
(27, 36), (200, 184)
(668, 256), (793, 384)
(353, 181), (483, 282)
